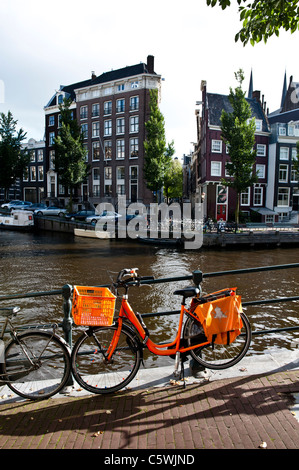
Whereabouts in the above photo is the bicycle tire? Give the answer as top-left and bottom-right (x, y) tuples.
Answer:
(3, 331), (71, 400)
(71, 325), (142, 394)
(183, 311), (251, 370)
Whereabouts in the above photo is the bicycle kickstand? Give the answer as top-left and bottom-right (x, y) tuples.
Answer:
(173, 352), (186, 389)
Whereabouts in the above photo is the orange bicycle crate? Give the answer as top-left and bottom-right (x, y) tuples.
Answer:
(72, 286), (116, 326)
(194, 288), (243, 345)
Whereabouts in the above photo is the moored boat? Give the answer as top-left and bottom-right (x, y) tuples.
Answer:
(0, 210), (34, 231)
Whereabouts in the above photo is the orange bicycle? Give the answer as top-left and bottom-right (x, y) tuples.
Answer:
(71, 268), (251, 394)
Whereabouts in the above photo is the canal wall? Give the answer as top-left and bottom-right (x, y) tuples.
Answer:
(34, 216), (299, 248)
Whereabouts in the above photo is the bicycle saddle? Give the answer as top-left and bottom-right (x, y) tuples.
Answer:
(173, 287), (199, 298)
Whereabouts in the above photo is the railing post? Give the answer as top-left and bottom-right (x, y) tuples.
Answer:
(62, 284), (73, 349)
(62, 284), (74, 387)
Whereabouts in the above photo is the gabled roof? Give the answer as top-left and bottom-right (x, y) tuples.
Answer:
(206, 92), (269, 132)
(45, 61), (156, 108)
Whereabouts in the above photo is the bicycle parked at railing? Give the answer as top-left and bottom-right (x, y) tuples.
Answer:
(70, 268), (251, 394)
(0, 307), (71, 400)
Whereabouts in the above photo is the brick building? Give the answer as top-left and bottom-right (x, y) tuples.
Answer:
(44, 55), (161, 210)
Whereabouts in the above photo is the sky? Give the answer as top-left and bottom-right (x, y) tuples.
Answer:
(0, 0), (298, 159)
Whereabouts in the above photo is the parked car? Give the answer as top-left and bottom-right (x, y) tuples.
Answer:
(24, 203), (48, 211)
(7, 201), (33, 211)
(85, 211), (122, 225)
(1, 200), (22, 209)
(65, 210), (95, 221)
(34, 206), (67, 217)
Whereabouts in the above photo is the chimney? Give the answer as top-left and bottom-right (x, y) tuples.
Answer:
(252, 90), (261, 102)
(91, 71), (96, 80)
(147, 55), (154, 74)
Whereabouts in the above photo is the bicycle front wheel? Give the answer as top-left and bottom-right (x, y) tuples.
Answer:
(3, 331), (71, 400)
(71, 325), (142, 394)
(183, 311), (251, 370)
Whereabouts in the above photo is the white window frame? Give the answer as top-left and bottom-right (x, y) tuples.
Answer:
(104, 120), (112, 136)
(279, 164), (288, 182)
(256, 164), (265, 179)
(253, 186), (263, 206)
(256, 144), (266, 156)
(240, 187), (250, 206)
(211, 140), (222, 153)
(211, 161), (222, 177)
(280, 147), (289, 160)
(277, 187), (290, 207)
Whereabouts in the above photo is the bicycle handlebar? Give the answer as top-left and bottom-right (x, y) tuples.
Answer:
(115, 268), (154, 288)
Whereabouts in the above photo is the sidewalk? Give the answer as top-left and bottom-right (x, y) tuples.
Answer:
(0, 350), (299, 451)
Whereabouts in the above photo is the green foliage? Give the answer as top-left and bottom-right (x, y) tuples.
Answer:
(206, 0), (299, 46)
(53, 98), (89, 210)
(220, 70), (257, 222)
(0, 111), (29, 199)
(164, 158), (183, 201)
(144, 89), (174, 198)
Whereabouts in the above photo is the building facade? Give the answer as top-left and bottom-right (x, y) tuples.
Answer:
(21, 138), (46, 203)
(198, 79), (271, 222)
(267, 74), (299, 223)
(43, 55), (160, 210)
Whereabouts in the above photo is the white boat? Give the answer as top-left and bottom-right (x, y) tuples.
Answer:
(0, 210), (34, 231)
(74, 228), (111, 239)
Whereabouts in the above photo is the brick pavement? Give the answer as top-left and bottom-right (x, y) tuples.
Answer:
(0, 369), (298, 451)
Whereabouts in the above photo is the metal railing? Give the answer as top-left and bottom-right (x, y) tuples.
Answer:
(0, 263), (299, 348)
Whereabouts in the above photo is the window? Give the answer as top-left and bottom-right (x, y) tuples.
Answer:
(291, 164), (297, 182)
(104, 140), (112, 160)
(117, 84), (125, 92)
(279, 126), (286, 136)
(130, 116), (139, 133)
(81, 123), (88, 139)
(256, 164), (265, 179)
(92, 121), (99, 138)
(30, 167), (36, 182)
(116, 139), (125, 159)
(211, 161), (221, 177)
(277, 187), (290, 206)
(104, 167), (112, 197)
(253, 186), (263, 206)
(104, 101), (112, 115)
(49, 115), (55, 126)
(38, 166), (44, 181)
(279, 164), (288, 182)
(30, 151), (35, 162)
(104, 120), (112, 136)
(116, 99), (125, 113)
(49, 150), (55, 169)
(211, 140), (222, 153)
(280, 147), (289, 160)
(129, 166), (138, 202)
(49, 132), (55, 146)
(130, 138), (139, 158)
(256, 144), (266, 156)
(116, 118), (125, 134)
(130, 96), (139, 111)
(92, 168), (100, 197)
(92, 142), (100, 160)
(58, 95), (63, 104)
(37, 149), (43, 162)
(255, 120), (262, 131)
(80, 106), (88, 120)
(288, 124), (295, 136)
(92, 103), (99, 117)
(240, 188), (250, 206)
(116, 166), (125, 180)
(131, 81), (139, 89)
(116, 166), (125, 195)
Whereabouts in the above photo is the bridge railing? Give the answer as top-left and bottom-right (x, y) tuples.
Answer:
(0, 263), (299, 348)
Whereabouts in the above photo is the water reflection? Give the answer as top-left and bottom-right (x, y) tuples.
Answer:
(0, 230), (299, 366)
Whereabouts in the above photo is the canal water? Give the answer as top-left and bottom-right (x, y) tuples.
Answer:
(0, 229), (299, 367)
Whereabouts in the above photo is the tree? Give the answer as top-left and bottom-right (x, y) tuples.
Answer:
(144, 89), (174, 201)
(206, 0), (299, 46)
(0, 111), (29, 200)
(220, 69), (257, 223)
(164, 158), (183, 202)
(53, 98), (89, 211)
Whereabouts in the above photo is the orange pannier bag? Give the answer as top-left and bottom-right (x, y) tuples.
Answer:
(193, 288), (243, 345)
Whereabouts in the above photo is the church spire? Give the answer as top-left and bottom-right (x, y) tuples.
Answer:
(280, 70), (287, 109)
(248, 69), (253, 98)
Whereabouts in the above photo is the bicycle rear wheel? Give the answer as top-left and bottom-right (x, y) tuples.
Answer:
(71, 325), (142, 394)
(3, 331), (71, 400)
(183, 311), (251, 370)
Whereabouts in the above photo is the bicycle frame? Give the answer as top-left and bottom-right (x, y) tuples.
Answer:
(106, 294), (210, 361)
